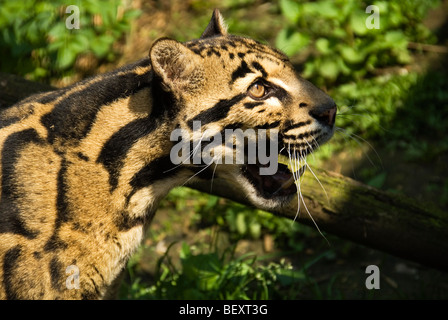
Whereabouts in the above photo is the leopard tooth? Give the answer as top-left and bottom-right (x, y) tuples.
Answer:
(281, 165), (306, 190)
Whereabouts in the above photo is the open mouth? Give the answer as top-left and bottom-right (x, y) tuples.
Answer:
(242, 153), (306, 199)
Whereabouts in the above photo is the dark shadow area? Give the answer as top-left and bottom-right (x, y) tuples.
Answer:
(279, 2), (448, 299)
(311, 33), (448, 299)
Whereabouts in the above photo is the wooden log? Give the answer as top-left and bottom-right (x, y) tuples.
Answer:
(1, 72), (447, 271)
(190, 171), (448, 271)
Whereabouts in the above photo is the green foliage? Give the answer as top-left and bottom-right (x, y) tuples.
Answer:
(124, 242), (307, 300)
(276, 0), (439, 86)
(120, 187), (326, 300)
(0, 0), (140, 80)
(196, 195), (301, 242)
(333, 72), (419, 139)
(331, 70), (448, 158)
(162, 187), (303, 246)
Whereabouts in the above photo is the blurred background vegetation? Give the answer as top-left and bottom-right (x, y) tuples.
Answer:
(1, 0), (447, 299)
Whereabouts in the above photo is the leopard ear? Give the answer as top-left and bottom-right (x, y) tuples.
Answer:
(200, 9), (228, 39)
(149, 38), (204, 94)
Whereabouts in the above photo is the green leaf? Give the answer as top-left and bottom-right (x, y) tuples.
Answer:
(236, 212), (247, 235)
(56, 45), (76, 69)
(319, 58), (340, 81)
(350, 11), (368, 36)
(90, 34), (114, 58)
(302, 62), (315, 79)
(340, 46), (365, 64)
(277, 268), (306, 286)
(276, 28), (309, 56)
(367, 172), (387, 188)
(47, 39), (64, 52)
(314, 0), (338, 19)
(48, 23), (66, 39)
(180, 242), (191, 260)
(279, 0), (301, 24)
(396, 48), (411, 64)
(70, 33), (90, 53)
(315, 38), (331, 54)
(182, 253), (222, 291)
(384, 30), (406, 44)
(123, 9), (142, 20)
(25, 20), (39, 44)
(336, 56), (352, 75)
(249, 222), (261, 239)
(33, 67), (48, 78)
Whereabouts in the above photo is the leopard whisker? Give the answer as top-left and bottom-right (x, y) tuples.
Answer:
(337, 104), (357, 114)
(163, 132), (208, 174)
(288, 144), (301, 222)
(304, 159), (329, 203)
(209, 162), (219, 193)
(182, 161), (215, 186)
(334, 127), (359, 179)
(335, 127), (382, 169)
(298, 181), (330, 245)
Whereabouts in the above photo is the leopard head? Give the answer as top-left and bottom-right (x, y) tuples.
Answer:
(150, 9), (336, 210)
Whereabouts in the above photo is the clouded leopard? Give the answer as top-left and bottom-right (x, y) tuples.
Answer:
(0, 9), (336, 299)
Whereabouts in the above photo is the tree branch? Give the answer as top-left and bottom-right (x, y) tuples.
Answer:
(190, 171), (448, 271)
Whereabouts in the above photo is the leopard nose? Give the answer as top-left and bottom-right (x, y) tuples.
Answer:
(309, 102), (337, 127)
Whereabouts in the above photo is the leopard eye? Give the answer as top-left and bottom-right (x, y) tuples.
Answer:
(248, 81), (266, 99)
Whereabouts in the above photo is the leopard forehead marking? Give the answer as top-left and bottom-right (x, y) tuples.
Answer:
(186, 36), (290, 68)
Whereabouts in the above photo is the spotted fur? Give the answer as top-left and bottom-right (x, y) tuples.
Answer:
(0, 10), (336, 299)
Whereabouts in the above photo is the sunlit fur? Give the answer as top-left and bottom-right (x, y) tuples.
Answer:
(0, 10), (335, 299)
